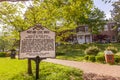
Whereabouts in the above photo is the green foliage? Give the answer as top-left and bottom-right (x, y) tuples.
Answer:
(84, 55), (89, 60)
(114, 55), (120, 63)
(111, 0), (120, 42)
(85, 46), (100, 55)
(0, 58), (83, 80)
(0, 0), (106, 44)
(56, 43), (120, 64)
(0, 52), (7, 57)
(95, 56), (105, 63)
(88, 56), (95, 62)
(97, 52), (104, 56)
(102, 0), (112, 3)
(0, 52), (10, 57)
(0, 2), (26, 50)
(40, 62), (83, 80)
(106, 46), (118, 53)
(23, 0), (94, 43)
(56, 44), (85, 61)
(56, 52), (65, 56)
(84, 53), (105, 63)
(111, 0), (120, 24)
(87, 8), (106, 34)
(5, 52), (10, 57)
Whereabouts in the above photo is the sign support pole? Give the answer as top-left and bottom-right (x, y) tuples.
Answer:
(35, 56), (41, 80)
(28, 58), (32, 75)
(28, 57), (45, 80)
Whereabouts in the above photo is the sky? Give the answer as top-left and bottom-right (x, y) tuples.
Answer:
(94, 0), (118, 19)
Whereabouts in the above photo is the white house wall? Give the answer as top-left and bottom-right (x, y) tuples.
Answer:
(77, 33), (92, 44)
(77, 35), (85, 44)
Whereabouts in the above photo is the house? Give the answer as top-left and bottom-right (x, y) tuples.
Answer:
(76, 26), (92, 44)
(67, 22), (118, 44)
(93, 22), (118, 43)
(67, 25), (92, 44)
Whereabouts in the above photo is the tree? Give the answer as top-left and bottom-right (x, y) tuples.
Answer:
(86, 8), (106, 34)
(0, 0), (106, 44)
(25, 0), (106, 43)
(23, 0), (94, 43)
(0, 2), (30, 50)
(0, 32), (11, 52)
(0, 35), (8, 52)
(102, 0), (112, 3)
(111, 0), (120, 42)
(111, 0), (120, 23)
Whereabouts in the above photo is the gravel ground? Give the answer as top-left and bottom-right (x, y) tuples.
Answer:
(44, 59), (120, 80)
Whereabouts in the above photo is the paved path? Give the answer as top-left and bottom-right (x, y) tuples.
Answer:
(44, 59), (120, 78)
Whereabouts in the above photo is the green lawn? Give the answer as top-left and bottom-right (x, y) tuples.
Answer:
(0, 58), (83, 80)
(56, 44), (85, 61)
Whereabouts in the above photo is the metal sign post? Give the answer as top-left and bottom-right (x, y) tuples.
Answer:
(35, 56), (40, 80)
(28, 58), (32, 75)
(35, 56), (42, 80)
(30, 57), (45, 80)
(19, 24), (55, 79)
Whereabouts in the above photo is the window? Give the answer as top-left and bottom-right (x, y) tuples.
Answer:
(79, 28), (83, 32)
(85, 27), (89, 32)
(78, 35), (83, 39)
(118, 27), (120, 31)
(112, 36), (116, 41)
(104, 25), (108, 31)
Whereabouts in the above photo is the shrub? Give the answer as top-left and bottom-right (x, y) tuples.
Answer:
(95, 56), (105, 63)
(88, 56), (95, 62)
(84, 55), (89, 60)
(56, 52), (65, 56)
(97, 52), (104, 56)
(0, 52), (6, 57)
(85, 46), (100, 56)
(114, 55), (120, 63)
(106, 46), (118, 54)
(5, 52), (10, 57)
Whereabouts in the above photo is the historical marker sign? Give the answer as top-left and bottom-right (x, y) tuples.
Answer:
(19, 24), (55, 59)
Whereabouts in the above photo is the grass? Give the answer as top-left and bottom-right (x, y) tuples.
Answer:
(56, 44), (85, 61)
(0, 58), (83, 80)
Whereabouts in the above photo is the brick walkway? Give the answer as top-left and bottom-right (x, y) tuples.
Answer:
(44, 58), (120, 78)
